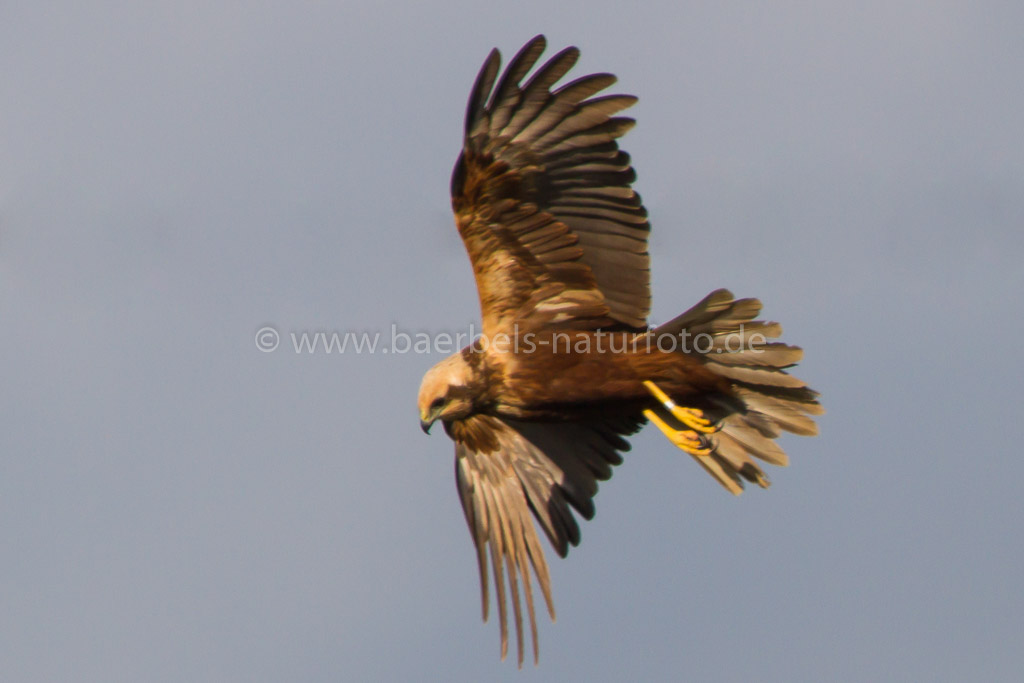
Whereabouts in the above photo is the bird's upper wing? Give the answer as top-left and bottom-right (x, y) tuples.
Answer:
(450, 413), (640, 666)
(451, 35), (652, 339)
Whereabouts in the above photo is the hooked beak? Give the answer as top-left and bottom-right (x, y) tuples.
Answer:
(420, 404), (442, 435)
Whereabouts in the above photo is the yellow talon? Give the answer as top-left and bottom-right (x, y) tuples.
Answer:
(642, 380), (718, 434)
(644, 401), (744, 497)
(643, 409), (711, 456)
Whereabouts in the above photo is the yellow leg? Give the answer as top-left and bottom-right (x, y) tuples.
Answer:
(642, 381), (717, 434)
(644, 408), (742, 495)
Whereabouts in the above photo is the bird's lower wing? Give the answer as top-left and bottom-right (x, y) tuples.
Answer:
(451, 414), (638, 666)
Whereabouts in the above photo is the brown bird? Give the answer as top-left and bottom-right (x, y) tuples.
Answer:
(418, 35), (822, 667)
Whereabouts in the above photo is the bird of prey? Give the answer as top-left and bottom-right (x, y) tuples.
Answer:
(417, 35), (821, 667)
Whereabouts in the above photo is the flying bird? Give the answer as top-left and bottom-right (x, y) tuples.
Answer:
(417, 35), (822, 667)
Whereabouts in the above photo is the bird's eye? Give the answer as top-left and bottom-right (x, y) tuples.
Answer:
(430, 397), (445, 411)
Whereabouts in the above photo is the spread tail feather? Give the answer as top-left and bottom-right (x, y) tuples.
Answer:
(653, 289), (822, 491)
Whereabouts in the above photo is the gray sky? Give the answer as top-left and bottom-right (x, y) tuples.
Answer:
(2, 2), (1022, 681)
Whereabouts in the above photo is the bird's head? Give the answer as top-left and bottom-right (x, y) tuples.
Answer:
(417, 353), (475, 434)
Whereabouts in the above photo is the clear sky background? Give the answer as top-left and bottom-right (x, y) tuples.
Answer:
(2, 2), (1022, 681)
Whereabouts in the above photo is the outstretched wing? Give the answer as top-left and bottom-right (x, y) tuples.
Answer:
(451, 35), (652, 338)
(449, 413), (639, 667)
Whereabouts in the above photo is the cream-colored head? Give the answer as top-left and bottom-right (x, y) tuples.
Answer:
(417, 353), (476, 433)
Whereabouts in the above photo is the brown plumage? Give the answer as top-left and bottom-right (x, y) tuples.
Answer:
(417, 35), (822, 667)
